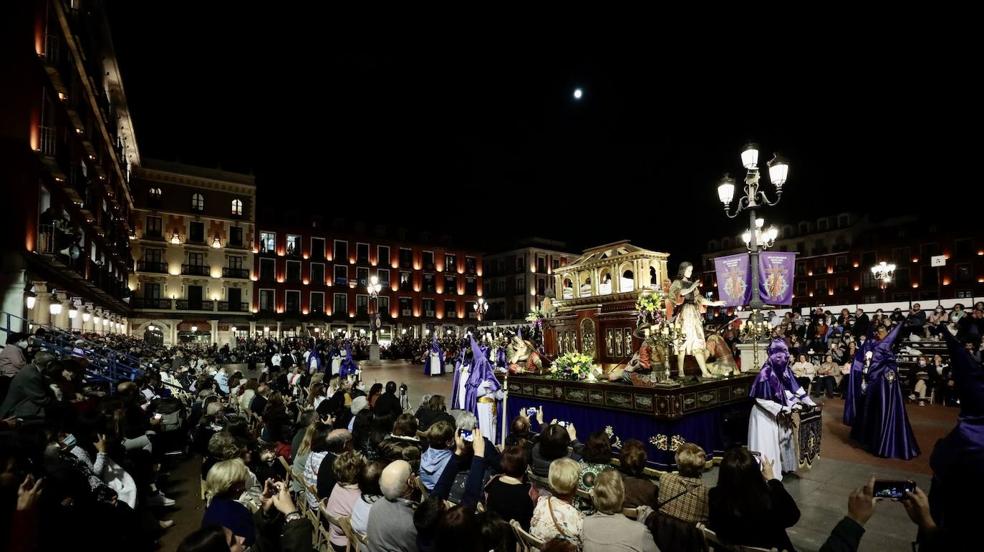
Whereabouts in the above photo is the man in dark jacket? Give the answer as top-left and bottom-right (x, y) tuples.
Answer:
(0, 351), (54, 420)
(373, 381), (403, 420)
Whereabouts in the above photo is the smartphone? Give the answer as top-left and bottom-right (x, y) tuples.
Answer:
(526, 407), (538, 417)
(556, 421), (569, 428)
(460, 429), (474, 442)
(153, 413), (163, 420)
(749, 450), (762, 465)
(873, 480), (916, 500)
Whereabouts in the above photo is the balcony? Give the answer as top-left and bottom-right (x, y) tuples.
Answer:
(218, 301), (250, 312)
(226, 239), (247, 250)
(175, 299), (207, 311)
(143, 230), (165, 241)
(181, 264), (210, 276)
(222, 267), (250, 279)
(136, 260), (168, 274)
(131, 297), (171, 309)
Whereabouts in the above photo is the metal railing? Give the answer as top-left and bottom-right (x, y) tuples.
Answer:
(136, 260), (168, 273)
(181, 264), (210, 276)
(222, 267), (250, 279)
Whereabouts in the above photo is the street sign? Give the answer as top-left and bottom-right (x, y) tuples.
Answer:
(931, 255), (947, 267)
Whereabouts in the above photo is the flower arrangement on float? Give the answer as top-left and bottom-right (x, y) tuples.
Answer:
(549, 352), (599, 382)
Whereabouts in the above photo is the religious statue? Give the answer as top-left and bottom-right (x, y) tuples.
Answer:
(506, 330), (543, 374)
(667, 262), (724, 378)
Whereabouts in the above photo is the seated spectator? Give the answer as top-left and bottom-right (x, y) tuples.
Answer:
(366, 460), (418, 552)
(577, 430), (614, 511)
(317, 429), (353, 502)
(484, 445), (537, 530)
(531, 457), (584, 547)
(435, 506), (512, 552)
(415, 394), (454, 432)
(324, 451), (367, 551)
(582, 470), (658, 552)
(377, 413), (422, 469)
(373, 381), (404, 422)
(350, 460), (385, 535)
(791, 354), (816, 391)
(657, 442), (709, 524)
(618, 439), (658, 510)
(302, 423), (333, 508)
(414, 496), (448, 552)
(0, 351), (55, 421)
(708, 447), (799, 551)
(505, 405), (543, 453)
(531, 422), (583, 478)
(814, 354), (840, 398)
(420, 420), (455, 491)
(910, 356), (934, 406)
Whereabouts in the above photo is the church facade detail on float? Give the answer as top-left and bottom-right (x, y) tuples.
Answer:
(547, 241), (669, 367)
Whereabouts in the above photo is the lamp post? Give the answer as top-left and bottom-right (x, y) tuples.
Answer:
(366, 275), (382, 363)
(716, 142), (789, 324)
(871, 262), (896, 303)
(474, 297), (488, 322)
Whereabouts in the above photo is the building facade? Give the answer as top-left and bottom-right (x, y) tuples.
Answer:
(127, 160), (256, 345)
(483, 238), (577, 324)
(1, 0), (138, 338)
(701, 213), (984, 309)
(251, 216), (484, 341)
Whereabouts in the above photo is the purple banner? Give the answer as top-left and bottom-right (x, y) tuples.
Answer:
(759, 251), (796, 305)
(714, 253), (752, 307)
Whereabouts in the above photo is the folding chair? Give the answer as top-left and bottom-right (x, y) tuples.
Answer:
(509, 519), (545, 552)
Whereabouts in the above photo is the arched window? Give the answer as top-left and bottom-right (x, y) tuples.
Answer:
(148, 187), (162, 199)
(620, 263), (635, 293)
(598, 268), (613, 295)
(231, 199), (243, 216)
(191, 193), (204, 212)
(562, 277), (574, 299)
(579, 272), (592, 297)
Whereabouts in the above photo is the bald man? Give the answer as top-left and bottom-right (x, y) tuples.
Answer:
(366, 460), (418, 552)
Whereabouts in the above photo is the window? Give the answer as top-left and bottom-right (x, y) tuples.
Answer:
(838, 214), (849, 228)
(816, 279), (827, 294)
(357, 243), (370, 264)
(189, 221), (205, 243)
(817, 218), (829, 231)
(377, 269), (390, 286)
(285, 291), (300, 313)
(798, 222), (810, 234)
(259, 289), (275, 312)
(537, 256), (546, 273)
(378, 296), (389, 315)
(423, 251), (435, 270)
(145, 216), (162, 238)
(400, 271), (412, 291)
(227, 255), (244, 269)
(399, 297), (413, 316)
(143, 248), (163, 263)
(356, 294), (369, 315)
(423, 298), (436, 317)
(286, 260), (301, 282)
(285, 235), (301, 257)
(893, 247), (911, 266)
(516, 300), (524, 316)
(467, 257), (477, 274)
(445, 273), (456, 292)
(955, 238), (974, 258)
(921, 243), (939, 258)
(148, 187), (162, 200)
(537, 277), (546, 297)
(229, 226), (243, 247)
(515, 276), (525, 294)
(311, 263), (325, 286)
(466, 277), (477, 295)
(186, 251), (205, 266)
(444, 300), (457, 318)
(334, 266), (348, 286)
(956, 263), (972, 283)
(378, 245), (390, 267)
(334, 293), (347, 315)
(399, 248), (413, 269)
(552, 258), (560, 269)
(357, 267), (369, 288)
(260, 232), (276, 254)
(334, 240), (348, 263)
(835, 255), (848, 270)
(231, 199), (242, 216)
(191, 193), (204, 212)
(836, 277), (849, 292)
(423, 273), (436, 293)
(260, 258), (275, 281)
(310, 292), (324, 313)
(895, 268), (910, 288)
(813, 240), (827, 255)
(144, 282), (161, 299)
(515, 255), (525, 273)
(445, 253), (456, 273)
(311, 237), (325, 259)
(796, 281), (808, 295)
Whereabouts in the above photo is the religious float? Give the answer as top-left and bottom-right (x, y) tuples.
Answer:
(504, 241), (821, 471)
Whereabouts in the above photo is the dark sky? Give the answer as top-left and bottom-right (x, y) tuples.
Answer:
(107, 3), (980, 259)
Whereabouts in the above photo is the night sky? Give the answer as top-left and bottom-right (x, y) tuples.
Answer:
(107, 3), (979, 260)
